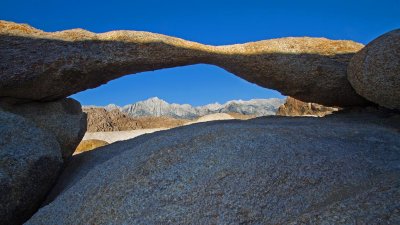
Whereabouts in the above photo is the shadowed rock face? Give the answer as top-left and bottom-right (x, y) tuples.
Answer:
(0, 20), (368, 106)
(348, 29), (400, 110)
(1, 98), (87, 159)
(0, 110), (62, 225)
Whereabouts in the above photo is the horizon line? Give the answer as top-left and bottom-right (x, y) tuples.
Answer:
(82, 96), (286, 108)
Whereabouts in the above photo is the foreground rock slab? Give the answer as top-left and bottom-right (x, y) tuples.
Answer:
(0, 20), (367, 106)
(1, 98), (87, 159)
(28, 111), (400, 224)
(276, 96), (340, 117)
(0, 110), (62, 225)
(348, 29), (400, 110)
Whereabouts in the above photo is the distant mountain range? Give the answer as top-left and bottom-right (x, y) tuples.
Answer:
(84, 97), (285, 119)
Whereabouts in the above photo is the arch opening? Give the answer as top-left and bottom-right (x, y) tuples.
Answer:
(73, 64), (286, 146)
(72, 64), (285, 107)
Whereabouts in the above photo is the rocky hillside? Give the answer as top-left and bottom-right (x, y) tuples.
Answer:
(276, 97), (340, 117)
(83, 107), (189, 132)
(83, 98), (271, 132)
(88, 97), (284, 119)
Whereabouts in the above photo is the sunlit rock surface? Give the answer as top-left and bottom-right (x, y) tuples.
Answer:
(276, 97), (339, 117)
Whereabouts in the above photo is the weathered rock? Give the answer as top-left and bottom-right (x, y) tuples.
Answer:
(1, 98), (87, 159)
(276, 96), (340, 117)
(0, 110), (62, 225)
(27, 111), (400, 224)
(348, 29), (400, 110)
(74, 139), (109, 154)
(0, 20), (368, 106)
(210, 38), (368, 106)
(0, 20), (212, 103)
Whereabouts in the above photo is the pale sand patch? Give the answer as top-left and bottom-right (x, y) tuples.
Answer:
(185, 113), (235, 125)
(82, 113), (239, 143)
(82, 128), (169, 143)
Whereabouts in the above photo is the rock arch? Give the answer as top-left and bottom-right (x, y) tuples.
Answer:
(0, 20), (369, 106)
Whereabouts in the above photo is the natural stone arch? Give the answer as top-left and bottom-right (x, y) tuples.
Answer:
(0, 20), (369, 106)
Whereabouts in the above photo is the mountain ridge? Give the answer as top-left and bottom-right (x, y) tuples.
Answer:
(84, 97), (285, 119)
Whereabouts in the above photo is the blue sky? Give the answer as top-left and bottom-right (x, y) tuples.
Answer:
(2, 0), (399, 106)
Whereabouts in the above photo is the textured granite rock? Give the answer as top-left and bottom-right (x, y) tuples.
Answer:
(0, 110), (62, 225)
(276, 96), (340, 117)
(348, 29), (400, 110)
(1, 98), (87, 159)
(0, 20), (367, 106)
(210, 38), (368, 106)
(0, 20), (213, 102)
(27, 111), (400, 224)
